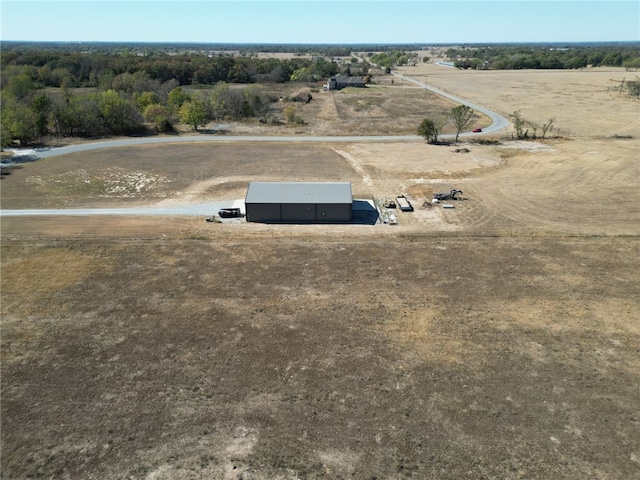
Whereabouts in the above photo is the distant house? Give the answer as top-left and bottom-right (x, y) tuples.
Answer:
(325, 74), (367, 91)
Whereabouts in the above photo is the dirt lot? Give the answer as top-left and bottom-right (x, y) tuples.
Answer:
(2, 66), (639, 479)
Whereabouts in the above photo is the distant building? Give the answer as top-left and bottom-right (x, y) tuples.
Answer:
(325, 74), (367, 91)
(245, 182), (353, 223)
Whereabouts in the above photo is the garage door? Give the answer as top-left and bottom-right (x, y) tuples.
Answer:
(246, 203), (281, 222)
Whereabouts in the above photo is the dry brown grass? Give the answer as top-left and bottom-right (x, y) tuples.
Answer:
(1, 247), (102, 316)
(396, 64), (639, 137)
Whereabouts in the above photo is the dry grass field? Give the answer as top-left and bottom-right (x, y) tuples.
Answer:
(1, 66), (639, 479)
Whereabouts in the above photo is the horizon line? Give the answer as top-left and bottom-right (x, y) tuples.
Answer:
(3, 40), (639, 45)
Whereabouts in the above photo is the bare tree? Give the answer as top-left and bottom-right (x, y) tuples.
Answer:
(451, 105), (474, 143)
(541, 118), (555, 139)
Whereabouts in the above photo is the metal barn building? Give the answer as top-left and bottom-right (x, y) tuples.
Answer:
(245, 182), (353, 223)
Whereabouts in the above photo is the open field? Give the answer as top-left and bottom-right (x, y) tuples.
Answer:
(2, 66), (639, 479)
(395, 64), (640, 137)
(191, 75), (473, 137)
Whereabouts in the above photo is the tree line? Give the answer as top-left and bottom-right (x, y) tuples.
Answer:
(3, 41), (419, 57)
(0, 49), (343, 88)
(446, 44), (640, 70)
(417, 106), (557, 144)
(368, 50), (419, 70)
(1, 69), (308, 146)
(1, 46), (372, 146)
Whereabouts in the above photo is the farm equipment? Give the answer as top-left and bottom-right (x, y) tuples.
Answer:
(433, 189), (463, 201)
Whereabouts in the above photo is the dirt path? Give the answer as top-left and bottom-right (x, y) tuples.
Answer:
(332, 148), (374, 190)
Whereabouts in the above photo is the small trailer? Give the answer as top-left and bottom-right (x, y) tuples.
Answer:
(396, 195), (414, 212)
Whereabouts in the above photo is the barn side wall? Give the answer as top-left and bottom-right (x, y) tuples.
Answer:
(245, 203), (281, 222)
(317, 203), (352, 222)
(246, 202), (352, 223)
(282, 204), (316, 222)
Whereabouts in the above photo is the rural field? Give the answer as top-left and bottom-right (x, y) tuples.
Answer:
(1, 65), (639, 479)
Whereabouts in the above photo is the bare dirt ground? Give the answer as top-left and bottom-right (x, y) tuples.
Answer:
(2, 66), (639, 479)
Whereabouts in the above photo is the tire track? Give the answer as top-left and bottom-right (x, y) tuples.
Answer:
(332, 148), (374, 190)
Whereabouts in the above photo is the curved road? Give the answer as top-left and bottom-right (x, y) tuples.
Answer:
(391, 71), (510, 135)
(1, 75), (509, 217)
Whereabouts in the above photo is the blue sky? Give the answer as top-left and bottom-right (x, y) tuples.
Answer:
(1, 1), (638, 44)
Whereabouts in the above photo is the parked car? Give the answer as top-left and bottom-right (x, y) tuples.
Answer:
(472, 128), (483, 133)
(218, 208), (242, 218)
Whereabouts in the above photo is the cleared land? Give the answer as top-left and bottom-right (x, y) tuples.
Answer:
(2, 66), (639, 479)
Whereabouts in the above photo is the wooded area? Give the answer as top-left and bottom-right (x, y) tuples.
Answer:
(446, 44), (640, 70)
(0, 44), (353, 145)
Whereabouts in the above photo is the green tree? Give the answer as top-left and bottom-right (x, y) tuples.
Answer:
(418, 118), (440, 144)
(99, 90), (143, 135)
(209, 82), (250, 122)
(450, 105), (474, 143)
(112, 72), (136, 93)
(509, 110), (526, 139)
(60, 76), (73, 101)
(135, 91), (160, 111)
(1, 97), (38, 146)
(178, 98), (207, 130)
(167, 87), (191, 113)
(143, 104), (173, 133)
(210, 82), (230, 121)
(48, 95), (67, 137)
(243, 85), (270, 122)
(227, 59), (254, 83)
(622, 58), (640, 71)
(31, 93), (52, 137)
(58, 94), (105, 136)
(4, 73), (35, 101)
(98, 69), (115, 90)
(225, 88), (246, 120)
(52, 68), (72, 89)
(73, 95), (106, 136)
(290, 67), (314, 82)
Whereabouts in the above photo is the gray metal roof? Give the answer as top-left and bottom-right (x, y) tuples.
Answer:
(245, 182), (352, 204)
